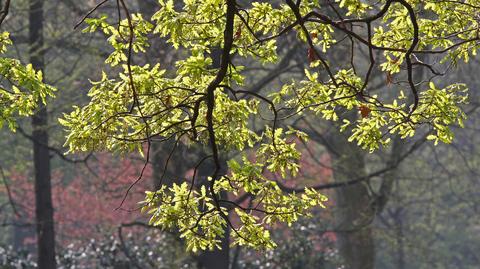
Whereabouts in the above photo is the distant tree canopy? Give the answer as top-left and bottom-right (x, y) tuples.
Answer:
(2, 0), (479, 252)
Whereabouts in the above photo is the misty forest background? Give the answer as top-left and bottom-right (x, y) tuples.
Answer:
(0, 0), (479, 268)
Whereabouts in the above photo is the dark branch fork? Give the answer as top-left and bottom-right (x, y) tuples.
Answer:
(203, 0), (239, 233)
(244, 0), (477, 118)
(285, 0), (421, 113)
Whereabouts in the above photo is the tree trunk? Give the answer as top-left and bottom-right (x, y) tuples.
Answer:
(196, 160), (230, 269)
(29, 0), (56, 268)
(327, 126), (374, 269)
(197, 237), (230, 269)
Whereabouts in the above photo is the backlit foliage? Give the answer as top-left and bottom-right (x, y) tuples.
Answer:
(60, 0), (478, 251)
(0, 32), (55, 130)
